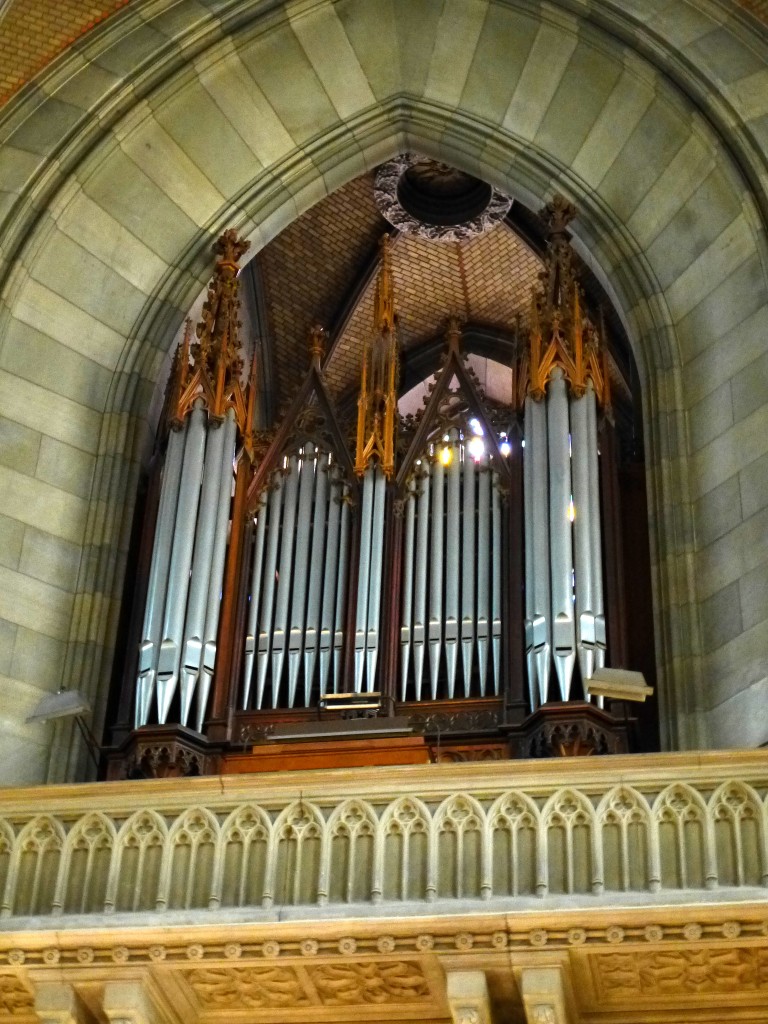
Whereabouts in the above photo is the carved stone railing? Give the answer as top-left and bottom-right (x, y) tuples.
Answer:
(0, 751), (766, 924)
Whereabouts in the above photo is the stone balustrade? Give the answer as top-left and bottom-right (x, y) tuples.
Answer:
(0, 751), (766, 925)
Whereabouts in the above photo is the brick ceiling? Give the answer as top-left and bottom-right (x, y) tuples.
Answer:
(255, 172), (543, 407)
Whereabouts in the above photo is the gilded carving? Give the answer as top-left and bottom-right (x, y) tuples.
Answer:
(310, 961), (430, 1005)
(0, 977), (33, 1015)
(595, 948), (768, 997)
(186, 967), (309, 1009)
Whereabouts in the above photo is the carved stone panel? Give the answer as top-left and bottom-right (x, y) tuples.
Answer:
(185, 967), (310, 1010)
(592, 948), (768, 999)
(308, 962), (430, 1005)
(0, 977), (33, 1017)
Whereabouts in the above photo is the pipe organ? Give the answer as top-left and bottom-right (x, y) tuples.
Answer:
(119, 202), (637, 773)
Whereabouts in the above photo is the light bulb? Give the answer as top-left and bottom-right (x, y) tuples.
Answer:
(568, 498), (576, 522)
(499, 440), (511, 457)
(467, 436), (485, 460)
(440, 446), (452, 466)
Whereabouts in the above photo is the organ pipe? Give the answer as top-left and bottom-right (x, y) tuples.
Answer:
(460, 451), (476, 697)
(476, 464), (490, 697)
(355, 466), (375, 690)
(570, 389), (594, 685)
(319, 469), (342, 695)
(198, 410), (238, 731)
(287, 445), (316, 706)
(179, 414), (228, 727)
(586, 383), (606, 675)
(256, 474), (283, 709)
(242, 489), (267, 710)
(136, 423), (186, 727)
(400, 474), (416, 700)
(156, 403), (206, 723)
(304, 451), (330, 704)
(428, 456), (445, 699)
(445, 431), (461, 697)
(547, 368), (576, 700)
(491, 472), (502, 696)
(365, 467), (387, 691)
(271, 455), (299, 704)
(412, 462), (430, 701)
(333, 491), (350, 690)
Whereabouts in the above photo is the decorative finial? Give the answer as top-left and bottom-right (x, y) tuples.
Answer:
(308, 324), (326, 367)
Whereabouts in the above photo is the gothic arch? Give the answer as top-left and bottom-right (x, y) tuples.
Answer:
(1, 0), (767, 780)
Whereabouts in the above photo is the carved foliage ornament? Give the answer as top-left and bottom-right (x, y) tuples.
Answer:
(0, 977), (33, 1015)
(595, 948), (768, 998)
(309, 961), (430, 1005)
(186, 967), (309, 1009)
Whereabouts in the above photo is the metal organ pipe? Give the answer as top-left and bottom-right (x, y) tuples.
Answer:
(136, 423), (186, 727)
(271, 455), (299, 704)
(491, 472), (502, 695)
(525, 395), (552, 707)
(365, 467), (387, 691)
(570, 389), (594, 686)
(319, 469), (341, 694)
(445, 431), (461, 697)
(242, 494), (267, 711)
(412, 461), (430, 701)
(198, 410), (237, 731)
(354, 466), (375, 690)
(461, 449), (476, 697)
(400, 475), (416, 700)
(287, 445), (317, 706)
(476, 463), (490, 697)
(547, 367), (576, 700)
(156, 403), (206, 724)
(257, 472), (284, 709)
(429, 455), (445, 699)
(179, 414), (228, 728)
(304, 451), (330, 705)
(586, 383), (606, 674)
(333, 488), (350, 689)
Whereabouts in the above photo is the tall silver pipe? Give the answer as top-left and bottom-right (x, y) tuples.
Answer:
(354, 467), (374, 690)
(179, 416), (227, 727)
(156, 404), (206, 723)
(547, 367), (576, 700)
(491, 473), (502, 696)
(476, 464), (490, 697)
(461, 452), (476, 697)
(586, 384), (606, 674)
(304, 451), (329, 705)
(333, 490), (350, 690)
(256, 471), (283, 709)
(529, 395), (552, 706)
(365, 467), (387, 691)
(197, 410), (237, 731)
(412, 462), (430, 701)
(271, 455), (299, 705)
(445, 432), (460, 697)
(287, 445), (316, 707)
(523, 399), (537, 710)
(429, 454), (445, 699)
(319, 468), (341, 694)
(570, 390), (594, 686)
(242, 498), (267, 710)
(400, 476), (416, 700)
(136, 423), (186, 727)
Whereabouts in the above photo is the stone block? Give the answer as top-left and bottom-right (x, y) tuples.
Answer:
(693, 473), (741, 549)
(691, 25), (765, 85)
(10, 625), (67, 692)
(708, 672), (768, 749)
(239, 23), (339, 145)
(36, 436), (96, 500)
(535, 40), (623, 166)
(423, 0), (488, 109)
(502, 18), (578, 141)
(19, 525), (82, 593)
(0, 514), (25, 572)
(692, 400), (768, 502)
(336, 0), (401, 101)
(731, 348), (768, 425)
(0, 618), (16, 676)
(699, 579), (743, 654)
(82, 147), (199, 265)
(0, 415), (41, 475)
(394, 0), (446, 98)
(688, 380), (733, 453)
(288, 1), (377, 120)
(740, 449), (768, 521)
(0, 463), (88, 546)
(739, 561), (768, 632)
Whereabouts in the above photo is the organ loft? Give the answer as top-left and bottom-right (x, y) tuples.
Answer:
(107, 182), (656, 779)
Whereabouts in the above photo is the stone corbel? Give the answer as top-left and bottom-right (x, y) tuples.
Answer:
(445, 970), (492, 1024)
(518, 967), (571, 1024)
(34, 982), (88, 1024)
(102, 980), (161, 1024)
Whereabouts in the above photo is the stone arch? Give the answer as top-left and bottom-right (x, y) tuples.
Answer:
(1, 0), (767, 781)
